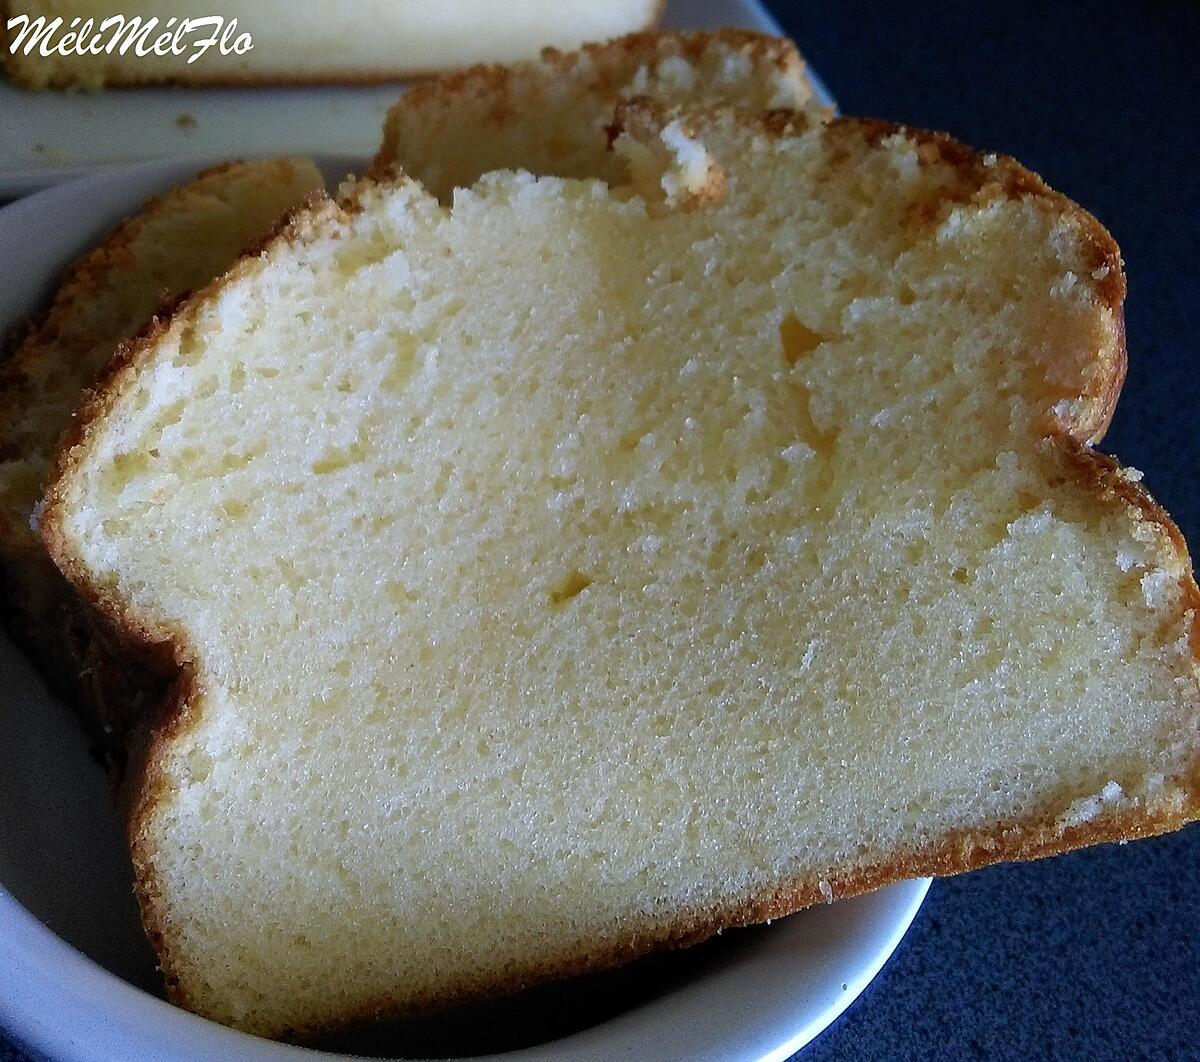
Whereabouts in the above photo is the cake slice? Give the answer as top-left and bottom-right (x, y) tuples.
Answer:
(4, 33), (809, 761)
(2, 0), (662, 90)
(43, 103), (1200, 1039)
(375, 29), (819, 202)
(0, 157), (323, 759)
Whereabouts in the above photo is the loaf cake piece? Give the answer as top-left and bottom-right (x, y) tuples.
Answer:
(2, 0), (662, 90)
(0, 158), (323, 757)
(43, 103), (1200, 1038)
(3, 33), (807, 758)
(376, 29), (819, 202)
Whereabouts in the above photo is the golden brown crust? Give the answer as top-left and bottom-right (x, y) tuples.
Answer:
(0, 552), (168, 771)
(1, 159), (299, 379)
(0, 159), (311, 387)
(120, 665), (204, 1005)
(38, 104), (1199, 1040)
(242, 796), (1196, 1041)
(846, 117), (1126, 447)
(1054, 440), (1200, 712)
(398, 29), (805, 109)
(374, 30), (813, 180)
(751, 109), (1127, 446)
(5, 64), (518, 92)
(610, 104), (729, 212)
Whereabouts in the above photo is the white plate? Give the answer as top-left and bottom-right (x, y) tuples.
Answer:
(0, 0), (835, 198)
(0, 154), (924, 1062)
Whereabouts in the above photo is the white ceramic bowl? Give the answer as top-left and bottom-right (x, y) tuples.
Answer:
(0, 159), (928, 1062)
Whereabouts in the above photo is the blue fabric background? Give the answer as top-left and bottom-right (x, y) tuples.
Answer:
(2, 1), (1197, 1058)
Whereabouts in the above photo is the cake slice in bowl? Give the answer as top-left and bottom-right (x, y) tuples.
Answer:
(42, 103), (1200, 1038)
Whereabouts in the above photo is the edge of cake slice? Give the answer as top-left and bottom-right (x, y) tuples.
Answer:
(0, 157), (324, 763)
(374, 30), (821, 202)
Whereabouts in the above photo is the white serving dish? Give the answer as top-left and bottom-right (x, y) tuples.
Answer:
(0, 0), (834, 198)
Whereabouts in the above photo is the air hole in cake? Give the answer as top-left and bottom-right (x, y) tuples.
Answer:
(617, 429), (646, 453)
(779, 314), (824, 364)
(311, 441), (366, 475)
(1016, 491), (1042, 514)
(159, 400), (186, 428)
(382, 349), (418, 394)
(385, 581), (417, 606)
(549, 570), (592, 605)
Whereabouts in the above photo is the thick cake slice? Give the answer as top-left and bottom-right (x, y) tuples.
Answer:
(4, 34), (809, 758)
(2, 0), (662, 90)
(43, 104), (1200, 1039)
(376, 29), (819, 202)
(0, 157), (323, 756)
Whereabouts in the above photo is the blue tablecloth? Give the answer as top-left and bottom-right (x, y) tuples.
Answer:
(3, 2), (1197, 1059)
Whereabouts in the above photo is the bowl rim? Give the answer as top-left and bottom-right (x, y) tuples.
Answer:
(0, 871), (931, 1062)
